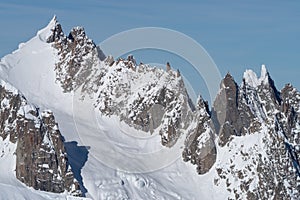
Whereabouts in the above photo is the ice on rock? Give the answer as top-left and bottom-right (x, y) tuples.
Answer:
(243, 69), (259, 87)
(37, 15), (58, 42)
(243, 64), (270, 87)
(260, 64), (269, 85)
(0, 79), (19, 95)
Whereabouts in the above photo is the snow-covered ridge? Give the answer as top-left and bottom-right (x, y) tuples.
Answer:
(0, 16), (214, 199)
(40, 17), (300, 199)
(89, 57), (194, 146)
(43, 17), (196, 147)
(213, 64), (300, 199)
(0, 79), (18, 95)
(38, 15), (58, 42)
(0, 16), (300, 199)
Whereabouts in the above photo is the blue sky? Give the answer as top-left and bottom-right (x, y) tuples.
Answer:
(0, 0), (299, 102)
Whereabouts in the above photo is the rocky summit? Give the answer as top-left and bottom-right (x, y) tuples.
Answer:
(211, 66), (300, 199)
(0, 16), (299, 199)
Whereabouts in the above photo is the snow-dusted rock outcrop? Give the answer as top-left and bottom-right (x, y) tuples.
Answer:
(47, 16), (100, 93)
(182, 96), (216, 174)
(0, 80), (81, 196)
(212, 66), (300, 199)
(47, 19), (195, 148)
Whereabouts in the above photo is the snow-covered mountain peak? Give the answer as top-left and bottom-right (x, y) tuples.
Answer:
(243, 69), (259, 87)
(48, 15), (58, 28)
(37, 15), (60, 42)
(259, 64), (270, 85)
(243, 64), (271, 88)
(1, 17), (300, 200)
(196, 95), (209, 114)
(45, 17), (98, 93)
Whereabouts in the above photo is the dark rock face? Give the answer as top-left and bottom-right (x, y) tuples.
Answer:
(281, 83), (300, 117)
(46, 17), (64, 44)
(212, 73), (258, 146)
(0, 82), (81, 196)
(182, 97), (216, 174)
(212, 68), (300, 199)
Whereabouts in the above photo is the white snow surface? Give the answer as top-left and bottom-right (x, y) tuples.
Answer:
(243, 64), (270, 87)
(0, 16), (73, 114)
(0, 17), (273, 199)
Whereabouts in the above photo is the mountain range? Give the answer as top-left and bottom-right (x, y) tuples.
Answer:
(0, 16), (299, 200)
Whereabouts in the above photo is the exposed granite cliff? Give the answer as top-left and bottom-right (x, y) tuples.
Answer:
(0, 80), (81, 196)
(212, 67), (300, 199)
(182, 96), (216, 174)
